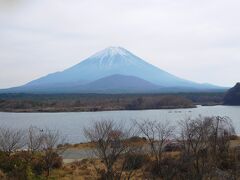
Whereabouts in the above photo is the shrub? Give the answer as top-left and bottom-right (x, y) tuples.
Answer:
(0, 151), (62, 179)
(50, 152), (63, 169)
(123, 154), (148, 171)
(0, 170), (6, 179)
(229, 135), (238, 140)
(149, 157), (180, 179)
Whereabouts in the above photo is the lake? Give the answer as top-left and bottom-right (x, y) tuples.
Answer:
(0, 105), (239, 143)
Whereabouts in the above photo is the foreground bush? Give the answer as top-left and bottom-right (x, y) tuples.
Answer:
(0, 126), (65, 179)
(123, 153), (149, 171)
(0, 151), (63, 179)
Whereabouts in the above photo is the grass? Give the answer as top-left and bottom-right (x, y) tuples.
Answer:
(50, 137), (240, 179)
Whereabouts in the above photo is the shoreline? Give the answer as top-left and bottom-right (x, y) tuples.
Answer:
(0, 105), (197, 113)
(0, 93), (225, 113)
(2, 104), (236, 113)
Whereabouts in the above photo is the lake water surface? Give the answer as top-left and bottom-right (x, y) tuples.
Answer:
(0, 105), (239, 143)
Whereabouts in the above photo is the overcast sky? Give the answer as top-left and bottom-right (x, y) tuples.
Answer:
(0, 0), (240, 88)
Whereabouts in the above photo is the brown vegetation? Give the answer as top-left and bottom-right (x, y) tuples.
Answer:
(0, 116), (239, 179)
(0, 126), (66, 179)
(0, 93), (215, 112)
(52, 117), (240, 180)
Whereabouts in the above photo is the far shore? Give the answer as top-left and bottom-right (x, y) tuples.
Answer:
(2, 103), (233, 113)
(0, 92), (224, 113)
(0, 105), (198, 113)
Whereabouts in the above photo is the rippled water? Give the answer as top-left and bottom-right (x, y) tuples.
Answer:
(0, 105), (239, 143)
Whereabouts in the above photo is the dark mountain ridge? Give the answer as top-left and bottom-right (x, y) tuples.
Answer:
(224, 83), (240, 105)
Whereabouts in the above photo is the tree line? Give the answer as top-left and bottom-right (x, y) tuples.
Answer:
(0, 92), (225, 112)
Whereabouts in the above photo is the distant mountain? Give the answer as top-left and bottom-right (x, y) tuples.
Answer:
(0, 47), (225, 94)
(79, 74), (161, 93)
(224, 83), (240, 105)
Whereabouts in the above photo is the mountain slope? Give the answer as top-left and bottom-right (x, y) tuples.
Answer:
(79, 74), (161, 93)
(25, 47), (211, 88)
(0, 47), (224, 93)
(1, 75), (160, 93)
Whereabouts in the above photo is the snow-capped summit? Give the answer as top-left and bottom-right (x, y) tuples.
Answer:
(82, 46), (143, 68)
(91, 46), (129, 58)
(0, 47), (223, 93)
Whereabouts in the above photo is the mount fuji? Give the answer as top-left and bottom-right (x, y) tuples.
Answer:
(1, 47), (225, 93)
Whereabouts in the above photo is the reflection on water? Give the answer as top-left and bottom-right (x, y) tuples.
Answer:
(0, 105), (239, 143)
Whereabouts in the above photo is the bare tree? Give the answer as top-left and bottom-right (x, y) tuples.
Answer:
(0, 127), (25, 155)
(41, 128), (66, 177)
(84, 120), (135, 180)
(136, 120), (175, 178)
(208, 116), (235, 166)
(179, 117), (211, 179)
(26, 126), (44, 153)
(178, 116), (236, 179)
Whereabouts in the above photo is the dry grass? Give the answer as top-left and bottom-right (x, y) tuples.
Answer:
(230, 137), (240, 148)
(66, 142), (96, 150)
(62, 137), (147, 150)
(65, 136), (240, 150)
(52, 137), (240, 179)
(52, 151), (180, 179)
(52, 158), (147, 179)
(51, 159), (102, 179)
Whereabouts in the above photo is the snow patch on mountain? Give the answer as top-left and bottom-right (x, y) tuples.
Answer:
(91, 46), (129, 58)
(85, 46), (142, 68)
